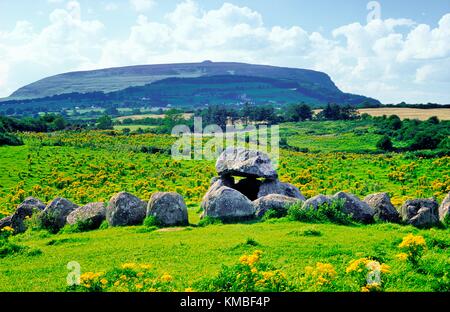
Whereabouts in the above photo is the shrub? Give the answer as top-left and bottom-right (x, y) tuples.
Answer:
(262, 209), (284, 221)
(376, 135), (393, 151)
(143, 216), (161, 228)
(60, 219), (95, 234)
(197, 216), (223, 227)
(70, 263), (174, 292)
(287, 199), (353, 225)
(397, 233), (427, 265)
(195, 250), (291, 292)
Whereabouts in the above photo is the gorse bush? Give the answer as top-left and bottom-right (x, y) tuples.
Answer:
(345, 258), (390, 292)
(195, 250), (291, 292)
(70, 262), (174, 292)
(287, 199), (353, 225)
(301, 262), (338, 291)
(397, 233), (427, 266)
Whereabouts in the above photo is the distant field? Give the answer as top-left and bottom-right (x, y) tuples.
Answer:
(358, 108), (450, 120)
(113, 125), (156, 131)
(115, 113), (193, 121)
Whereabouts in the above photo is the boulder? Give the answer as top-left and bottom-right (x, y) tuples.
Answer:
(439, 192), (450, 223)
(201, 186), (254, 221)
(332, 192), (375, 224)
(257, 180), (305, 200)
(147, 192), (188, 226)
(106, 192), (147, 227)
(216, 147), (277, 179)
(0, 216), (12, 230)
(302, 194), (332, 210)
(363, 193), (400, 223)
(254, 194), (301, 218)
(66, 202), (106, 229)
(40, 198), (79, 232)
(10, 197), (46, 233)
(401, 198), (439, 228)
(234, 177), (262, 201)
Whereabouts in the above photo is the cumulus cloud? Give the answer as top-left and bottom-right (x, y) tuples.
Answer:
(1, 1), (450, 103)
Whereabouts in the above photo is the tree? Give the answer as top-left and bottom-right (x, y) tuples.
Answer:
(376, 135), (393, 151)
(285, 103), (312, 122)
(97, 115), (114, 130)
(105, 106), (119, 116)
(409, 132), (441, 150)
(51, 115), (67, 131)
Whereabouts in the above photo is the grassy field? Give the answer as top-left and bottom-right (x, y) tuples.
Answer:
(114, 113), (193, 121)
(358, 108), (450, 121)
(1, 221), (449, 292)
(0, 120), (449, 292)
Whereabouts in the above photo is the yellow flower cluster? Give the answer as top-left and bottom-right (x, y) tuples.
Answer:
(240, 250), (263, 266)
(160, 273), (173, 282)
(1, 226), (14, 234)
(304, 262), (337, 286)
(346, 258), (390, 274)
(398, 233), (426, 250)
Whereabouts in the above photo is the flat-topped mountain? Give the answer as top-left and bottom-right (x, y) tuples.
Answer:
(5, 61), (380, 107)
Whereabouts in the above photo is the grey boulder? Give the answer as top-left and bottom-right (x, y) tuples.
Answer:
(254, 194), (301, 218)
(332, 192), (375, 224)
(40, 198), (79, 232)
(201, 186), (254, 221)
(257, 180), (305, 200)
(106, 192), (147, 227)
(302, 194), (332, 210)
(363, 193), (400, 223)
(11, 197), (46, 233)
(439, 193), (450, 223)
(147, 192), (188, 226)
(216, 147), (277, 179)
(401, 198), (439, 228)
(67, 202), (106, 229)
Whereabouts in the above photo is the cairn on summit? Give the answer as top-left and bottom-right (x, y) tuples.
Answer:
(201, 147), (304, 221)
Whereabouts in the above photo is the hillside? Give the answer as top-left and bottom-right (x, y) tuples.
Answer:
(2, 61), (380, 109)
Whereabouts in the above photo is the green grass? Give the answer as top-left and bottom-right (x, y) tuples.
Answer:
(1, 221), (448, 291)
(281, 120), (382, 153)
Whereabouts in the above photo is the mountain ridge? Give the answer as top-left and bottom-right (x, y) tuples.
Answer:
(4, 61), (380, 108)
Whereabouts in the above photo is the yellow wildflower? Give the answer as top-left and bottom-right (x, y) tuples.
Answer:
(396, 253), (408, 261)
(122, 263), (137, 269)
(161, 273), (173, 282)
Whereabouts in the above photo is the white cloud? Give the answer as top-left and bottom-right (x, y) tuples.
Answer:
(130, 0), (155, 12)
(1, 1), (450, 103)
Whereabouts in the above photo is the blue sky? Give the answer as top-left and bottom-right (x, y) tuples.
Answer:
(1, 0), (450, 103)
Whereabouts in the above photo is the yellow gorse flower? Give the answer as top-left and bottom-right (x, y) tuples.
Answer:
(1, 226), (14, 233)
(240, 250), (263, 266)
(398, 234), (426, 249)
(161, 273), (173, 282)
(396, 253), (408, 261)
(305, 262), (337, 286)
